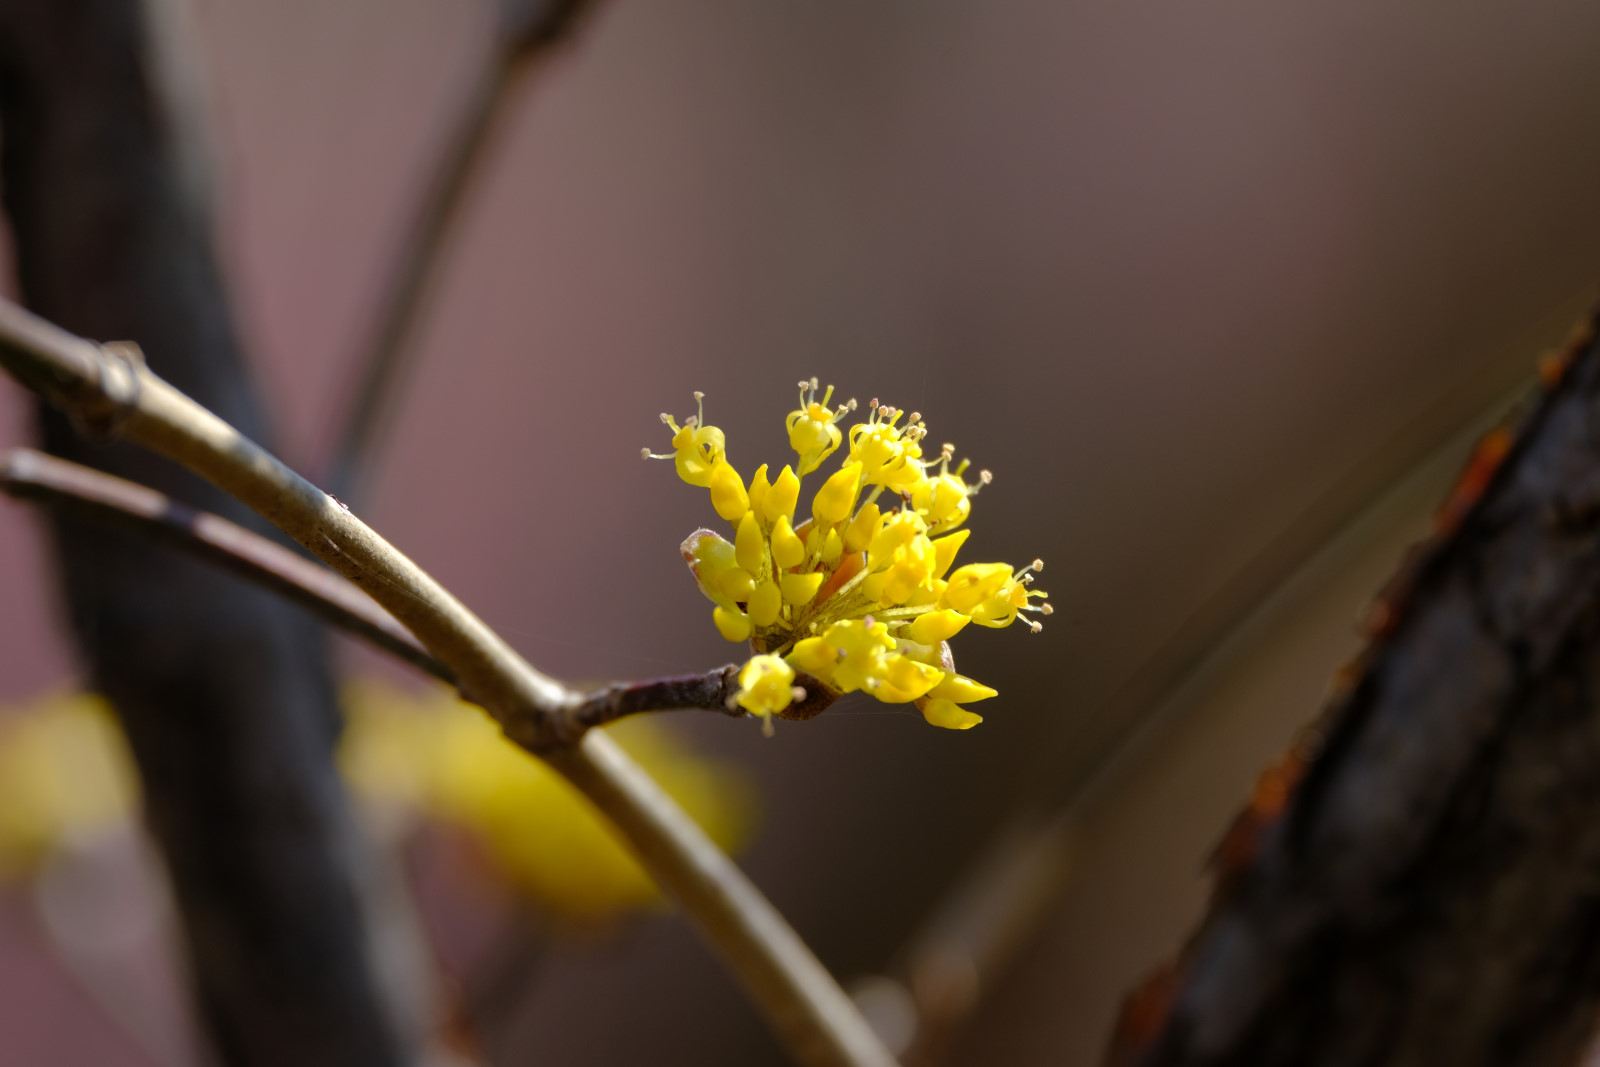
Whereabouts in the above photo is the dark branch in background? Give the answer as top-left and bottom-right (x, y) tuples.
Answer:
(323, 0), (603, 501)
(0, 447), (842, 735)
(0, 448), (455, 685)
(0, 2), (404, 1065)
(1106, 314), (1600, 1067)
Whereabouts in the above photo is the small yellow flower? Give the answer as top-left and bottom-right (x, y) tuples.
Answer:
(734, 655), (799, 719)
(785, 378), (852, 475)
(649, 381), (1049, 730)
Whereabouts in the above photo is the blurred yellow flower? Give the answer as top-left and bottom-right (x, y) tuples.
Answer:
(0, 682), (754, 926)
(0, 691), (137, 876)
(340, 679), (756, 923)
(651, 379), (1050, 729)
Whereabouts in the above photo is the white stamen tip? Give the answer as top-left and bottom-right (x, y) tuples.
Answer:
(980, 470), (994, 484)
(640, 447), (652, 459)
(659, 413), (672, 423)
(1032, 559), (1044, 571)
(693, 390), (704, 401)
(791, 686), (807, 702)
(1041, 603), (1055, 616)
(1029, 620), (1043, 633)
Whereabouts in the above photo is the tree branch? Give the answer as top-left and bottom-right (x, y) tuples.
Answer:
(0, 446), (844, 735)
(0, 299), (898, 1067)
(1108, 314), (1600, 1067)
(0, 446), (454, 685)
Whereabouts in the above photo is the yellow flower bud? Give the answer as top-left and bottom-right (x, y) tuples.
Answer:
(927, 672), (997, 703)
(780, 571), (825, 606)
(921, 698), (982, 730)
(735, 512), (765, 576)
(709, 461), (749, 522)
(749, 579), (782, 627)
(907, 609), (970, 645)
(763, 465), (801, 525)
(747, 464), (771, 518)
(715, 568), (755, 604)
(812, 462), (862, 526)
(820, 528), (843, 564)
(770, 516), (806, 570)
(713, 607), (752, 642)
(843, 503), (881, 554)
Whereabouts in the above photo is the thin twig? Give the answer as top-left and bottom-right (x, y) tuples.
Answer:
(0, 447), (455, 685)
(0, 300), (897, 1067)
(323, 0), (602, 501)
(0, 449), (838, 731)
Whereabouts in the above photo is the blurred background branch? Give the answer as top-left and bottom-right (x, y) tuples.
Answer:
(0, 448), (456, 685)
(324, 0), (603, 502)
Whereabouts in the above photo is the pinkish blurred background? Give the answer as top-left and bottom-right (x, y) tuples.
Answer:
(6, 1), (1600, 1064)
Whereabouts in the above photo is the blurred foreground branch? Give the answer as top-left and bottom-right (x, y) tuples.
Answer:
(1109, 316), (1600, 1066)
(0, 300), (898, 1067)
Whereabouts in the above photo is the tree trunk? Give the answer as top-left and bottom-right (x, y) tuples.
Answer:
(0, 2), (405, 1064)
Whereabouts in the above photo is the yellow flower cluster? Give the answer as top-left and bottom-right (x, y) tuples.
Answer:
(648, 379), (1049, 730)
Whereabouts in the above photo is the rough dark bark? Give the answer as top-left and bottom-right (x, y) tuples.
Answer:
(1108, 318), (1600, 1066)
(0, 2), (404, 1065)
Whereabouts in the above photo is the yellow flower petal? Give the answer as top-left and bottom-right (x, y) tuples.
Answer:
(940, 562), (1012, 613)
(927, 672), (997, 703)
(921, 698), (983, 730)
(931, 529), (970, 580)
